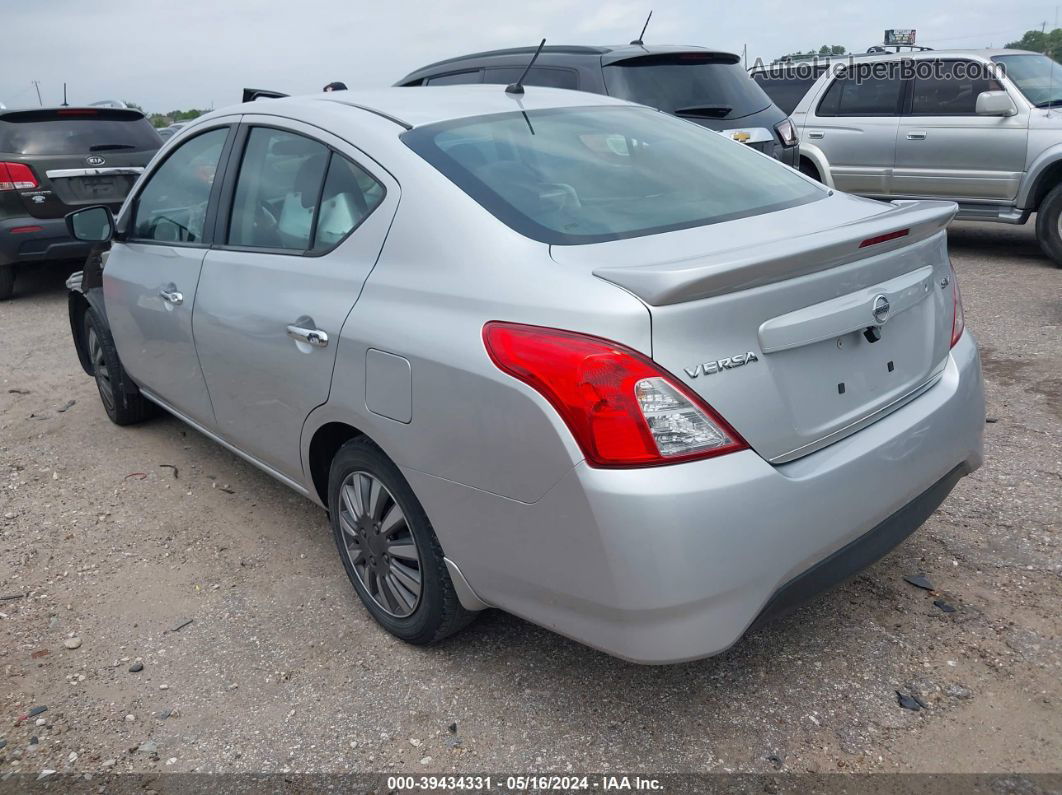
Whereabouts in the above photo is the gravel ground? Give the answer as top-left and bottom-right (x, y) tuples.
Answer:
(0, 220), (1058, 777)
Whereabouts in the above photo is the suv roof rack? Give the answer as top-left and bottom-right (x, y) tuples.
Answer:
(865, 43), (934, 53)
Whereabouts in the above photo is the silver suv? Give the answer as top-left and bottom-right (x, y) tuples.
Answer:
(64, 87), (984, 663)
(752, 49), (1062, 265)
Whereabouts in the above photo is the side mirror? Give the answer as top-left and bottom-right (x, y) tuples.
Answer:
(976, 90), (1017, 117)
(66, 206), (115, 243)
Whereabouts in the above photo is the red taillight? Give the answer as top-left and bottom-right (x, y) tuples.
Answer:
(0, 162), (39, 191)
(10, 225), (43, 234)
(859, 229), (909, 248)
(950, 268), (965, 347)
(483, 322), (747, 468)
(57, 109), (97, 116)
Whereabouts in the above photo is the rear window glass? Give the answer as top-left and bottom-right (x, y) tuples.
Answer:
(603, 54), (772, 120)
(817, 70), (903, 116)
(0, 111), (161, 155)
(751, 71), (820, 114)
(402, 106), (823, 245)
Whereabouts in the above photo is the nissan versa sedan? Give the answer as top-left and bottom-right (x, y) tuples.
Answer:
(64, 86), (984, 663)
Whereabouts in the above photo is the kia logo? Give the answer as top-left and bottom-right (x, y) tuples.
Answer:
(86, 155), (106, 166)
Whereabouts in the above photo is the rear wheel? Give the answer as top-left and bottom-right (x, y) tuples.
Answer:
(0, 265), (14, 301)
(84, 307), (155, 425)
(1034, 183), (1062, 267)
(328, 437), (476, 645)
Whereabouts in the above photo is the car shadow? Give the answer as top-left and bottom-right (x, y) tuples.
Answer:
(7, 258), (85, 300)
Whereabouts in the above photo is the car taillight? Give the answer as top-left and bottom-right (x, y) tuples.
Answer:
(0, 162), (39, 191)
(483, 322), (747, 468)
(775, 118), (797, 147)
(950, 267), (965, 347)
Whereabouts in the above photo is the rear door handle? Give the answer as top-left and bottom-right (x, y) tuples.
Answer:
(907, 131), (928, 140)
(808, 130), (825, 139)
(159, 285), (183, 305)
(286, 321), (328, 348)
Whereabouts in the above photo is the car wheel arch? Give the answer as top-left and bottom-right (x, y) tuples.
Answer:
(306, 420), (372, 507)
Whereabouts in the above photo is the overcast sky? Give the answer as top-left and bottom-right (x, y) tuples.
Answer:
(2, 0), (1058, 112)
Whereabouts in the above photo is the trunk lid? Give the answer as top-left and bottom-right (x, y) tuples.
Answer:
(551, 196), (958, 463)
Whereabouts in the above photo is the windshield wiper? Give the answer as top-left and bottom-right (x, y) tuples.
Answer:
(1034, 98), (1062, 108)
(674, 104), (733, 119)
(89, 144), (137, 151)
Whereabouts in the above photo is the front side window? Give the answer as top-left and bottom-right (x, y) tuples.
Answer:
(818, 70), (903, 116)
(132, 126), (228, 243)
(402, 106), (824, 245)
(910, 61), (1000, 115)
(228, 128), (329, 250)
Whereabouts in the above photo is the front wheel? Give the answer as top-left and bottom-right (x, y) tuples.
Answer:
(328, 437), (477, 645)
(84, 307), (155, 425)
(1034, 183), (1062, 267)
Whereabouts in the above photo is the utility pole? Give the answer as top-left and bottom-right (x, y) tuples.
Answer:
(31, 80), (42, 107)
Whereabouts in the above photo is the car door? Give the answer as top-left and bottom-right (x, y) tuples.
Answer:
(803, 64), (904, 196)
(893, 59), (1028, 201)
(191, 118), (398, 481)
(104, 122), (236, 426)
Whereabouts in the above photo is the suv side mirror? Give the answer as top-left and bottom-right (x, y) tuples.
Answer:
(66, 206), (115, 243)
(976, 90), (1017, 117)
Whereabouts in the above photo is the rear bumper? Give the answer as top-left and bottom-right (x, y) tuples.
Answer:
(0, 216), (91, 267)
(409, 331), (985, 663)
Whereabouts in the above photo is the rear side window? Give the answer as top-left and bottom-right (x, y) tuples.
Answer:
(482, 67), (578, 89)
(228, 128), (330, 250)
(751, 71), (820, 114)
(910, 61), (1001, 115)
(602, 53), (772, 120)
(132, 127), (228, 244)
(0, 110), (161, 155)
(425, 71), (482, 85)
(312, 155), (386, 251)
(403, 106), (824, 245)
(228, 127), (385, 252)
(817, 70), (903, 116)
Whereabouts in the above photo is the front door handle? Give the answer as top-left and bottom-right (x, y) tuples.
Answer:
(808, 130), (825, 139)
(159, 285), (183, 305)
(286, 321), (328, 348)
(907, 131), (928, 140)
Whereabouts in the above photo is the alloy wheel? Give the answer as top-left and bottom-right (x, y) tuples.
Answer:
(88, 327), (115, 414)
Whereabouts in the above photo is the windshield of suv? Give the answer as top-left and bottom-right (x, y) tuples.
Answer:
(602, 53), (773, 120)
(402, 106), (823, 245)
(993, 54), (1062, 107)
(0, 110), (161, 155)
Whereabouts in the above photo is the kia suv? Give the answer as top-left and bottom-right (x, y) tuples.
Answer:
(0, 106), (161, 299)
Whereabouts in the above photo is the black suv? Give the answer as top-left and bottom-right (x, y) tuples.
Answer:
(0, 107), (161, 299)
(397, 45), (799, 166)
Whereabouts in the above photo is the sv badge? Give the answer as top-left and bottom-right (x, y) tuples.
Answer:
(684, 351), (759, 378)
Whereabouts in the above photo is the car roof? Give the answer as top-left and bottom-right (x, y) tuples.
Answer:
(400, 44), (740, 83)
(219, 85), (637, 130)
(750, 48), (1039, 73)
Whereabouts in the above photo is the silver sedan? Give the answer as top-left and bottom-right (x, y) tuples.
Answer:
(65, 84), (984, 663)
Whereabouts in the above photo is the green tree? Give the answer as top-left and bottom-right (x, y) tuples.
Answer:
(1005, 28), (1062, 61)
(781, 44), (847, 61)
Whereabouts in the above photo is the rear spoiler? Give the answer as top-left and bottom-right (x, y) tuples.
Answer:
(592, 200), (958, 306)
(242, 88), (289, 103)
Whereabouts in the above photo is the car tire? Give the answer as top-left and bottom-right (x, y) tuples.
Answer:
(1034, 183), (1062, 267)
(84, 307), (155, 425)
(0, 265), (14, 301)
(328, 437), (477, 645)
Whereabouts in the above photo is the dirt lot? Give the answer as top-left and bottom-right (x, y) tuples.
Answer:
(0, 220), (1059, 777)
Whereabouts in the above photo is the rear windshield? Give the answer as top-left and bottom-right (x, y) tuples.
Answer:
(402, 106), (823, 245)
(603, 54), (773, 120)
(0, 110), (161, 155)
(751, 71), (820, 114)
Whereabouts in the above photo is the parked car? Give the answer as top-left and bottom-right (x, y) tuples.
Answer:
(751, 49), (1062, 266)
(157, 122), (191, 141)
(398, 45), (800, 166)
(64, 86), (984, 663)
(0, 106), (161, 299)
